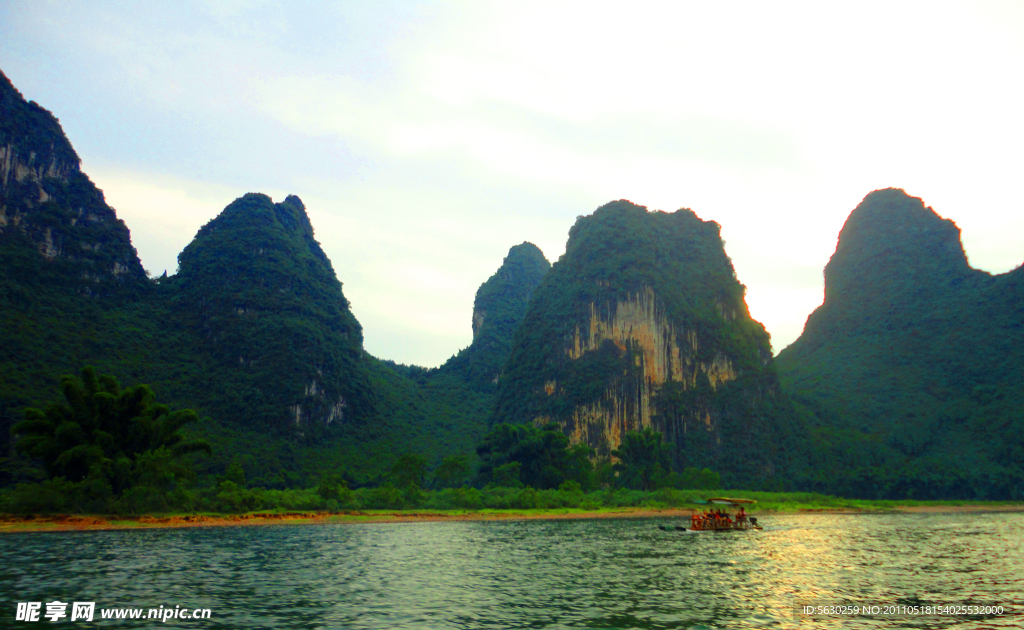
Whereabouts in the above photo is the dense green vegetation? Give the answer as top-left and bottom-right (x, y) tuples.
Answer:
(9, 481), (1015, 518)
(0, 68), (503, 492)
(2, 69), (156, 484)
(612, 427), (674, 491)
(0, 484), (714, 515)
(0, 203), (499, 496)
(439, 242), (550, 392)
(167, 192), (374, 433)
(475, 422), (597, 490)
(777, 189), (1024, 499)
(3, 71), (1021, 506)
(473, 423), (720, 493)
(7, 367), (210, 513)
(4, 406), (731, 514)
(494, 201), (801, 488)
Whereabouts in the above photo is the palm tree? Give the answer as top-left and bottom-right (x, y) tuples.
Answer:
(12, 366), (211, 494)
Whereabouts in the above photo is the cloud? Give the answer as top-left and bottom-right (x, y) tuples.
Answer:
(242, 2), (1024, 361)
(6, 0), (1024, 366)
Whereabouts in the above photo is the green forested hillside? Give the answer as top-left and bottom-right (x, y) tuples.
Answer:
(0, 184), (545, 491)
(2, 69), (157, 484)
(1, 68), (502, 488)
(5, 67), (1021, 502)
(776, 189), (1024, 499)
(439, 242), (550, 392)
(167, 192), (373, 434)
(494, 201), (805, 488)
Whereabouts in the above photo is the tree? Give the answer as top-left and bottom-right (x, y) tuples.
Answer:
(316, 472), (354, 508)
(223, 460), (247, 487)
(433, 455), (470, 488)
(11, 367), (211, 507)
(612, 427), (673, 491)
(678, 466), (721, 490)
(391, 453), (428, 490)
(565, 443), (597, 491)
(476, 422), (593, 489)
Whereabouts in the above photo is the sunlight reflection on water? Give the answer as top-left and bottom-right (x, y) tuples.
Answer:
(1, 512), (1021, 629)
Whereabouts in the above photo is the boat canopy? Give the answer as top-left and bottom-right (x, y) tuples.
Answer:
(708, 497), (757, 505)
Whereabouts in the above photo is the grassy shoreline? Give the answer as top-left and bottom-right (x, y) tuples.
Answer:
(3, 498), (1023, 534)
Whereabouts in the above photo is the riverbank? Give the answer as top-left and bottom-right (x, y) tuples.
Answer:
(3, 502), (1023, 533)
(0, 507), (689, 533)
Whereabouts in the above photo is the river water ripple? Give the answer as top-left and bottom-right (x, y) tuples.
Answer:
(1, 512), (1021, 628)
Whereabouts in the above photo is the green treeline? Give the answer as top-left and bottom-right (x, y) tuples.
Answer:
(0, 482), (717, 515)
(6, 367), (209, 513)
(2, 368), (723, 514)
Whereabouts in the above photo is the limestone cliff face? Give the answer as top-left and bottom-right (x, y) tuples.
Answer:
(0, 142), (76, 202)
(0, 69), (145, 289)
(495, 201), (783, 482)
(568, 286), (737, 387)
(551, 286), (739, 453)
(0, 70), (78, 205)
(290, 378), (348, 429)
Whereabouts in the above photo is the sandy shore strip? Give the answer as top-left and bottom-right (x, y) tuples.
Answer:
(0, 508), (698, 534)
(3, 503), (1024, 534)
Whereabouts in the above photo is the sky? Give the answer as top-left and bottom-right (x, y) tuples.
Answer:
(3, 1), (1023, 367)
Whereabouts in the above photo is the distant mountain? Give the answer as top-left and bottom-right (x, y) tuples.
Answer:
(777, 189), (1024, 499)
(1, 69), (158, 481)
(0, 69), (146, 295)
(493, 200), (800, 487)
(8, 65), (1018, 499)
(439, 242), (550, 392)
(168, 192), (372, 435)
(0, 69), (490, 487)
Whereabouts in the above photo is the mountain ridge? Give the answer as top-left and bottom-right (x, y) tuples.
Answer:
(777, 188), (1024, 499)
(168, 192), (372, 434)
(0, 69), (146, 296)
(493, 200), (799, 487)
(438, 241), (550, 393)
(5, 65), (1021, 498)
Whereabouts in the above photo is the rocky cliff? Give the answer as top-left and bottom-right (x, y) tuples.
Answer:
(0, 69), (145, 294)
(440, 242), (550, 392)
(494, 200), (789, 484)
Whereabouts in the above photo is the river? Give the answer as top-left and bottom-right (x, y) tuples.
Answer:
(1, 512), (1020, 628)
